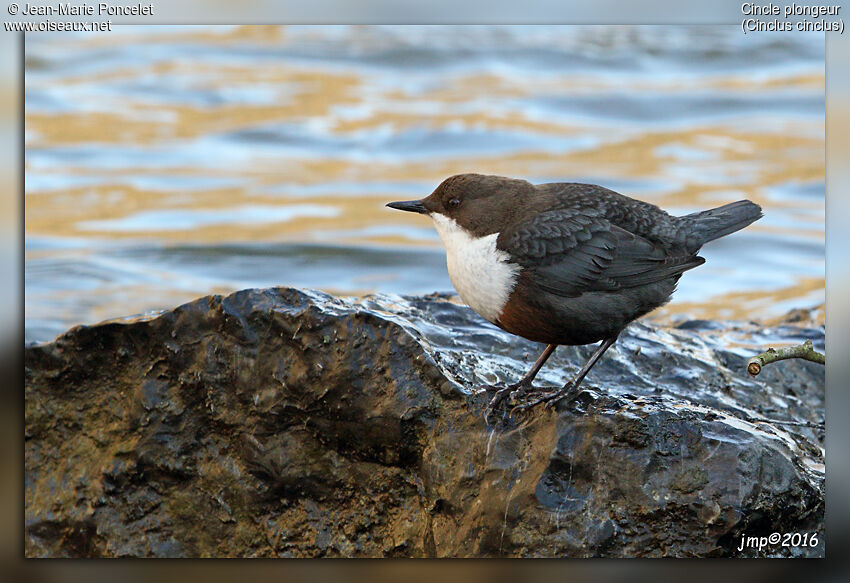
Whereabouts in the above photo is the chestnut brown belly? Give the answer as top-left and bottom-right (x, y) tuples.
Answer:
(495, 294), (609, 345)
(495, 277), (675, 346)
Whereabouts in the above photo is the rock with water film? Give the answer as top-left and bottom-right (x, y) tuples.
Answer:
(24, 288), (824, 557)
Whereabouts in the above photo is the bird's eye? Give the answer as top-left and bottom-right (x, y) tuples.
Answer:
(447, 198), (461, 209)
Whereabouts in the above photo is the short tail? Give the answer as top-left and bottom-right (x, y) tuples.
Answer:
(681, 200), (762, 251)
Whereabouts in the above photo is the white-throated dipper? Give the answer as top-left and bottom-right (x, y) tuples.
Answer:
(387, 174), (762, 419)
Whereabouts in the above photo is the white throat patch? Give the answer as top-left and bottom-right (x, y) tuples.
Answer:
(430, 213), (520, 323)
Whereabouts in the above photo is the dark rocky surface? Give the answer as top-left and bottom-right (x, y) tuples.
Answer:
(25, 288), (825, 557)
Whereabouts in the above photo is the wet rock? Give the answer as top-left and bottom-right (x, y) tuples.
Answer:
(25, 288), (824, 557)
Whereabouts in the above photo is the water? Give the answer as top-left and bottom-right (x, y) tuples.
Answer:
(24, 25), (825, 343)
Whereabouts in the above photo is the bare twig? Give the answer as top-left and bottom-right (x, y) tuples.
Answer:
(747, 339), (824, 377)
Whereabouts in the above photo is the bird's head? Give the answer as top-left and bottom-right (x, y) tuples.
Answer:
(387, 173), (534, 238)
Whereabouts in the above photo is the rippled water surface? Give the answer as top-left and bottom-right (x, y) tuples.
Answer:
(25, 26), (825, 343)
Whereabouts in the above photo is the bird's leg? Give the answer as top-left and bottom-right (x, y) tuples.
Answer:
(484, 344), (557, 422)
(511, 334), (620, 416)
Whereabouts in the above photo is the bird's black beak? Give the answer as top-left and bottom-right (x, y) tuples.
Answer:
(386, 200), (428, 214)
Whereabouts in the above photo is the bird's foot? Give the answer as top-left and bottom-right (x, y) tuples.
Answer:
(509, 382), (580, 417)
(483, 379), (535, 424)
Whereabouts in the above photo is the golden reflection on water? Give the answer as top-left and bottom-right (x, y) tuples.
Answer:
(25, 25), (824, 329)
(654, 277), (826, 323)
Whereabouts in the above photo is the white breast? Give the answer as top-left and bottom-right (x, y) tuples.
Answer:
(431, 214), (520, 323)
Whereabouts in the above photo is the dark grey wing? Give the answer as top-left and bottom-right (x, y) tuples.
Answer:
(497, 211), (704, 298)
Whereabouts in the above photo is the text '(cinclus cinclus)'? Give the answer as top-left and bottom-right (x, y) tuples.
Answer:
(387, 174), (762, 420)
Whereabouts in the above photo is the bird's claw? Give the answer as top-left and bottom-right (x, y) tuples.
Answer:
(507, 394), (552, 418)
(506, 384), (578, 418)
(484, 378), (584, 423)
(483, 380), (533, 424)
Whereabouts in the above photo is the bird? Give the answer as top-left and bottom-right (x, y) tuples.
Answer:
(387, 174), (762, 420)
